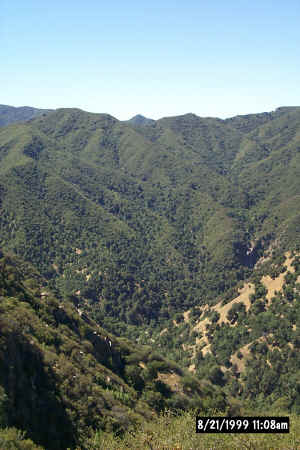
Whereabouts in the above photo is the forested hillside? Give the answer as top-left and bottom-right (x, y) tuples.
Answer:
(0, 106), (300, 439)
(146, 251), (300, 413)
(0, 107), (249, 325)
(0, 252), (228, 448)
(1, 107), (300, 325)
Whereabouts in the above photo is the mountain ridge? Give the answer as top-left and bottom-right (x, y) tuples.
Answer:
(2, 103), (300, 128)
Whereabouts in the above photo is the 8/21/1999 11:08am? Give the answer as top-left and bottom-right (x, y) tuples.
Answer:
(196, 416), (289, 433)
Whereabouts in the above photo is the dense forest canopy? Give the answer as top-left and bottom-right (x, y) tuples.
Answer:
(1, 106), (300, 324)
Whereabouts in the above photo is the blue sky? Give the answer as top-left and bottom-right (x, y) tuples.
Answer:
(1, 1), (300, 119)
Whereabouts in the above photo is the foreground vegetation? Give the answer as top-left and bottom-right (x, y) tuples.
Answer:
(87, 409), (300, 450)
(1, 409), (298, 449)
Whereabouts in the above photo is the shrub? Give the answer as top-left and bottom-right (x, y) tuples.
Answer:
(0, 427), (43, 449)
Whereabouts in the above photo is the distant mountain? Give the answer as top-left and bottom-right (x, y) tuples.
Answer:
(225, 106), (300, 133)
(0, 104), (52, 127)
(126, 114), (155, 126)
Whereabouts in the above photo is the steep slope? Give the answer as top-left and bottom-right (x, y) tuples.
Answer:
(157, 113), (244, 174)
(230, 107), (300, 250)
(0, 251), (228, 449)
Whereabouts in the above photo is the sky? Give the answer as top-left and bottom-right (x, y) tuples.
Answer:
(1, 1), (300, 120)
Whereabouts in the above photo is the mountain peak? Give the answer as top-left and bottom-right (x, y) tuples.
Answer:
(127, 114), (155, 126)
